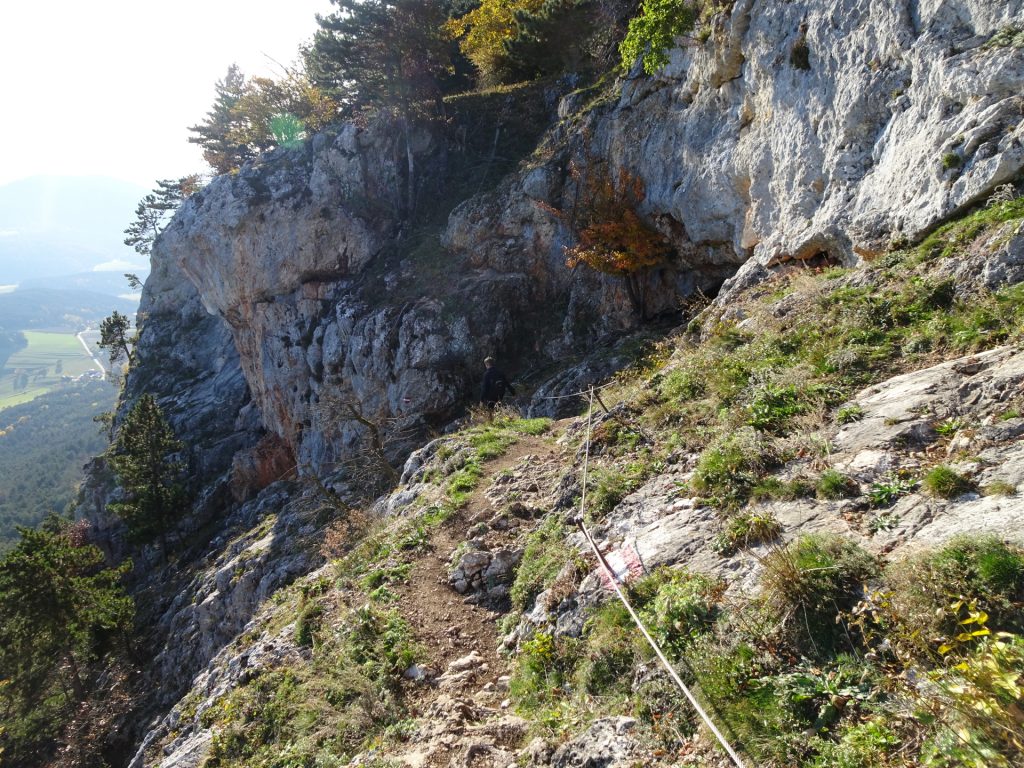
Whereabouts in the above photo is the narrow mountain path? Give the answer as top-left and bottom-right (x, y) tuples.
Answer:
(395, 433), (553, 679)
(375, 426), (573, 767)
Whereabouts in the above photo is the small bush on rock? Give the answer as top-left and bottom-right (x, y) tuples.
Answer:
(887, 536), (1024, 639)
(714, 511), (783, 554)
(983, 480), (1017, 497)
(817, 469), (860, 500)
(692, 428), (771, 508)
(922, 465), (975, 499)
(760, 534), (878, 656)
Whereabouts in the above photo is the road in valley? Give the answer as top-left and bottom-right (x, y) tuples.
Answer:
(76, 329), (106, 374)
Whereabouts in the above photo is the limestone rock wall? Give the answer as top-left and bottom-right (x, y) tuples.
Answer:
(144, 0), (1022, 520)
(597, 0), (1024, 296)
(127, 256), (258, 483)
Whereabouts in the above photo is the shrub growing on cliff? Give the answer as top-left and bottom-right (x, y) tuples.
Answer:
(123, 176), (201, 258)
(550, 165), (674, 319)
(942, 151), (962, 170)
(760, 534), (878, 656)
(620, 0), (699, 73)
(190, 64), (336, 175)
(98, 310), (135, 367)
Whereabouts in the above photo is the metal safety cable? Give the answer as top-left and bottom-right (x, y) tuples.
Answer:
(574, 387), (749, 768)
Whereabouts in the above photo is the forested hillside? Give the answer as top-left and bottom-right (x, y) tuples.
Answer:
(0, 330), (26, 370)
(0, 288), (137, 332)
(0, 379), (116, 550)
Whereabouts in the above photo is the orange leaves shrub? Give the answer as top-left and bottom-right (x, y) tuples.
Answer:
(558, 164), (674, 317)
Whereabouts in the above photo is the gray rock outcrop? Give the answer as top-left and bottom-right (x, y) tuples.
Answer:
(147, 0), (1024, 482)
(98, 1), (1024, 763)
(550, 717), (645, 768)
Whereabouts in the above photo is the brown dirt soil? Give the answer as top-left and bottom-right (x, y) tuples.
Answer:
(394, 433), (555, 679)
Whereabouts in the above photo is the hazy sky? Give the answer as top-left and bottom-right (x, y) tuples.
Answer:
(1, 0), (334, 188)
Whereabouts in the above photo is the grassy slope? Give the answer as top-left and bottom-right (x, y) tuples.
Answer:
(489, 195), (1024, 767)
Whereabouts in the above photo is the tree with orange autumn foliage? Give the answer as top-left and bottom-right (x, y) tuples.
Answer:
(546, 163), (673, 319)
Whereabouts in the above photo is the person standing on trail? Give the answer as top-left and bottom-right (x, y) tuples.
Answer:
(481, 356), (515, 409)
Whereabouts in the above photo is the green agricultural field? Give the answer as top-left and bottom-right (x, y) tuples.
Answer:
(0, 331), (103, 411)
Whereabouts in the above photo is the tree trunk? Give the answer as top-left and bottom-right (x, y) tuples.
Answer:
(403, 118), (415, 216)
(624, 271), (648, 321)
(63, 648), (86, 701)
(344, 404), (400, 485)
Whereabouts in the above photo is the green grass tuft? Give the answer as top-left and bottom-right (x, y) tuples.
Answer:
(760, 534), (878, 656)
(817, 469), (860, 500)
(922, 465), (975, 499)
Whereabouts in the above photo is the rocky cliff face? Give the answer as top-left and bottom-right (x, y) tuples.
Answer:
(590, 0), (1024, 294)
(106, 1), (1024, 765)
(145, 0), (1024, 484)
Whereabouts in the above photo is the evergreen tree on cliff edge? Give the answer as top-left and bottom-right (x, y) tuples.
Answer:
(108, 394), (186, 543)
(305, 0), (468, 213)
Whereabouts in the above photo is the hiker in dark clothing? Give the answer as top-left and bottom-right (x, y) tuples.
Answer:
(481, 356), (515, 408)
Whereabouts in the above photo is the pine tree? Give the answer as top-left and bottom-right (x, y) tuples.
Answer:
(188, 64), (253, 174)
(306, 0), (453, 108)
(0, 526), (132, 714)
(123, 175), (202, 257)
(98, 310), (133, 366)
(305, 0), (463, 212)
(123, 194), (163, 256)
(502, 0), (598, 81)
(107, 394), (186, 541)
(189, 65), (340, 175)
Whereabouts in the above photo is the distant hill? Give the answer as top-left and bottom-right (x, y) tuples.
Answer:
(19, 270), (149, 297)
(0, 287), (137, 332)
(0, 175), (148, 283)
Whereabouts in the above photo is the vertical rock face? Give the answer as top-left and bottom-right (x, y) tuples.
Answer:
(593, 0), (1024, 296)
(80, 255), (262, 558)
(158, 115), (626, 476)
(145, 0), (1022, 480)
(127, 256), (258, 483)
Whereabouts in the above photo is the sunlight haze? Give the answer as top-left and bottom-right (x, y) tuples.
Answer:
(1, 0), (334, 187)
